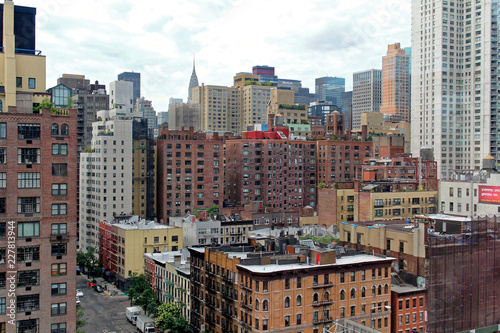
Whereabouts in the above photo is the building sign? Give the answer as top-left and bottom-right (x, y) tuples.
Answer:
(478, 185), (500, 204)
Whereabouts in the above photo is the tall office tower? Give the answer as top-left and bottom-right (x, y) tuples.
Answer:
(132, 119), (156, 220)
(240, 82), (272, 130)
(168, 103), (201, 131)
(133, 97), (156, 130)
(109, 80), (133, 114)
(72, 80), (108, 152)
(117, 72), (140, 107)
(252, 65), (278, 85)
(188, 58), (199, 103)
(315, 76), (345, 105)
(341, 91), (353, 130)
(156, 127), (224, 223)
(412, 1), (500, 178)
(79, 109), (133, 252)
(381, 43), (411, 122)
(191, 84), (241, 134)
(352, 69), (382, 129)
(0, 2), (77, 331)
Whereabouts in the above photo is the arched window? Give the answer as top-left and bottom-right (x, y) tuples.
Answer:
(285, 296), (290, 308)
(323, 291), (329, 301)
(351, 288), (356, 299)
(297, 295), (302, 306)
(340, 290), (345, 301)
(384, 284), (389, 294)
(361, 287), (366, 297)
(372, 286), (376, 296)
(378, 285), (382, 295)
(51, 124), (59, 135)
(61, 124), (69, 136)
(313, 293), (319, 303)
(263, 300), (268, 311)
(255, 299), (259, 310)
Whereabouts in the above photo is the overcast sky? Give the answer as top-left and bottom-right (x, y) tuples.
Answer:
(18, 0), (411, 111)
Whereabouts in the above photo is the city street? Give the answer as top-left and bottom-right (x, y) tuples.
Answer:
(77, 274), (137, 333)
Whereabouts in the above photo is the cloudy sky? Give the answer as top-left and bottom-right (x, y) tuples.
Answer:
(19, 0), (411, 111)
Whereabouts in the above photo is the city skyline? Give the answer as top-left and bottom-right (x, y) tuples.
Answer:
(19, 0), (410, 111)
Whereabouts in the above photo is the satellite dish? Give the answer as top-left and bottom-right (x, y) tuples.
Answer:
(417, 276), (426, 288)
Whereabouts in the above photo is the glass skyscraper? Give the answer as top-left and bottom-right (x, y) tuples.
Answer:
(315, 76), (345, 106)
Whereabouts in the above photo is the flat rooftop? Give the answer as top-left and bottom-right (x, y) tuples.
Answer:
(237, 254), (395, 274)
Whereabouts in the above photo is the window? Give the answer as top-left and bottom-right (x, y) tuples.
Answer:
(17, 270), (39, 287)
(18, 173), (41, 188)
(0, 297), (5, 314)
(285, 315), (290, 327)
(0, 148), (5, 164)
(60, 124), (69, 136)
(51, 223), (67, 235)
(51, 263), (67, 276)
(313, 293), (319, 303)
(351, 287), (356, 299)
(285, 278), (290, 289)
(297, 277), (301, 288)
(0, 123), (6, 138)
(340, 272), (345, 283)
(51, 322), (67, 333)
(340, 290), (345, 300)
(0, 174), (4, 191)
(0, 223), (4, 238)
(18, 124), (41, 140)
(51, 302), (67, 316)
(52, 144), (68, 155)
(297, 295), (302, 306)
(340, 307), (345, 318)
(18, 319), (38, 332)
(51, 243), (67, 256)
(361, 287), (366, 297)
(314, 275), (319, 286)
(17, 294), (39, 311)
(16, 77), (22, 88)
(51, 283), (67, 296)
(263, 300), (268, 311)
(51, 124), (59, 135)
(17, 246), (40, 262)
(263, 319), (268, 331)
(172, 235), (178, 242)
(17, 221), (40, 237)
(52, 164), (67, 176)
(351, 305), (356, 316)
(28, 78), (35, 89)
(18, 148), (40, 164)
(51, 184), (67, 195)
(297, 313), (302, 325)
(263, 281), (268, 292)
(51, 204), (67, 216)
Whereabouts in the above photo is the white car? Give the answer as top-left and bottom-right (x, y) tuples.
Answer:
(76, 297), (81, 305)
(76, 289), (84, 297)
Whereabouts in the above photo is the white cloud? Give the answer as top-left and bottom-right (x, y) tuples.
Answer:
(15, 0), (410, 111)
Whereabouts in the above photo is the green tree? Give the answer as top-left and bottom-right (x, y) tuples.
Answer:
(155, 303), (190, 333)
(76, 304), (87, 333)
(77, 248), (98, 278)
(127, 273), (160, 316)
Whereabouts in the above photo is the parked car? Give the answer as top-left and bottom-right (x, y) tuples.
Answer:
(76, 297), (81, 305)
(76, 289), (84, 297)
(93, 284), (104, 293)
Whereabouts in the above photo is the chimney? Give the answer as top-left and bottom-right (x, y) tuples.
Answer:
(361, 125), (368, 141)
(189, 126), (194, 138)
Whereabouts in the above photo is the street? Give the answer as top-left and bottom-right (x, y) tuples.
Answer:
(77, 274), (138, 333)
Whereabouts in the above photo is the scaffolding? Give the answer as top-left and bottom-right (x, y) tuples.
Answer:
(426, 217), (500, 332)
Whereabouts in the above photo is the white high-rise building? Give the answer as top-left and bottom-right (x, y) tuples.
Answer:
(411, 0), (499, 179)
(352, 69), (382, 129)
(79, 109), (133, 252)
(109, 80), (134, 114)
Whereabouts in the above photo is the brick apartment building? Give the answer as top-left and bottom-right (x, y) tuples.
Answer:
(0, 2), (77, 331)
(156, 127), (224, 223)
(189, 246), (394, 333)
(317, 139), (373, 187)
(225, 139), (317, 210)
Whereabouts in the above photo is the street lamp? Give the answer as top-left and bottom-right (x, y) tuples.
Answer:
(369, 305), (391, 331)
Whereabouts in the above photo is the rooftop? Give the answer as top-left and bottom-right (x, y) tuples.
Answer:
(237, 254), (395, 274)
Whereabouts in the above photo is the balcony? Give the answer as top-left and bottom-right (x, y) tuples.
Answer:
(240, 284), (252, 292)
(312, 282), (334, 289)
(241, 302), (252, 311)
(313, 317), (333, 324)
(313, 300), (333, 307)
